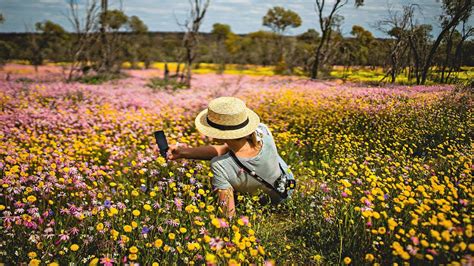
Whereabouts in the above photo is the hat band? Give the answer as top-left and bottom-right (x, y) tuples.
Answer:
(207, 117), (249, 131)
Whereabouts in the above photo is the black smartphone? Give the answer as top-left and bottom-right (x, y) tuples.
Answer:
(154, 130), (169, 158)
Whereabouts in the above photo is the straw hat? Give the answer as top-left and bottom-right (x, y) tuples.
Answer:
(195, 97), (260, 139)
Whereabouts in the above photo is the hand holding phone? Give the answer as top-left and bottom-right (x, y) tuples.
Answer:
(154, 130), (169, 158)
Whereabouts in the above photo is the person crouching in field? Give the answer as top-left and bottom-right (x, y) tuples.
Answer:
(167, 97), (295, 218)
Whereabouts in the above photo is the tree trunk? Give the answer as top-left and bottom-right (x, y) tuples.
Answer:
(164, 63), (169, 81)
(311, 34), (327, 80)
(420, 1), (470, 84)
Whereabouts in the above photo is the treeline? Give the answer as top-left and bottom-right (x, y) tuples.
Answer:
(0, 0), (472, 85)
(2, 30), (473, 69)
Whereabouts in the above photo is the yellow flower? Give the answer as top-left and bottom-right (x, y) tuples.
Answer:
(124, 225), (132, 232)
(205, 253), (217, 264)
(48, 262), (60, 266)
(96, 223), (104, 231)
(400, 252), (410, 260)
(228, 259), (239, 266)
(372, 212), (381, 219)
(187, 242), (194, 251)
(70, 244), (79, 251)
(89, 258), (99, 266)
(185, 205), (194, 213)
(421, 240), (429, 247)
(28, 252), (37, 259)
(132, 209), (140, 216)
(206, 205), (215, 212)
(143, 204), (152, 211)
(365, 253), (374, 262)
(129, 246), (138, 254)
(29, 259), (41, 266)
(131, 190), (139, 197)
(179, 227), (187, 234)
(168, 233), (175, 240)
(441, 230), (451, 242)
(128, 254), (138, 261)
(211, 218), (220, 228)
(378, 227), (386, 234)
(0, 205), (5, 211)
(109, 207), (118, 216)
(343, 257), (351, 265)
(312, 255), (322, 262)
(27, 195), (37, 203)
(131, 221), (138, 228)
(250, 249), (258, 256)
(154, 239), (163, 248)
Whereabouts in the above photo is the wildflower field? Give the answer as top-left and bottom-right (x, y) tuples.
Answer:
(0, 66), (472, 265)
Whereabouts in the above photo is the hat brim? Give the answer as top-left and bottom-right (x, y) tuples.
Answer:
(195, 108), (260, 139)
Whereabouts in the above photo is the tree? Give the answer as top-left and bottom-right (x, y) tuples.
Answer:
(376, 5), (414, 83)
(126, 15), (149, 69)
(181, 0), (211, 87)
(25, 20), (67, 71)
(0, 13), (13, 67)
(98, 9), (128, 73)
(310, 0), (364, 79)
(263, 6), (302, 35)
(65, 0), (100, 81)
(350, 25), (374, 66)
(407, 23), (433, 84)
(420, 0), (473, 84)
(297, 29), (320, 74)
(211, 23), (232, 73)
(36, 20), (68, 62)
(263, 6), (302, 74)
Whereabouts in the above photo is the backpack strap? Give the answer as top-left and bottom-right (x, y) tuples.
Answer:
(228, 150), (287, 199)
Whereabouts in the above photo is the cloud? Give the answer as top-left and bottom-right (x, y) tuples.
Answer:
(0, 0), (447, 37)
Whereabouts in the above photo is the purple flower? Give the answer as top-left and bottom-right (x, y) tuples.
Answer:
(70, 227), (80, 235)
(199, 227), (208, 235)
(104, 200), (111, 208)
(174, 197), (183, 211)
(210, 237), (224, 250)
(142, 226), (150, 234)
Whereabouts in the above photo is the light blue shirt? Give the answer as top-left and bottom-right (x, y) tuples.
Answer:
(210, 123), (294, 203)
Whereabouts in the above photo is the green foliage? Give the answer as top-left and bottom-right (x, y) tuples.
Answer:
(263, 6), (302, 34)
(146, 77), (188, 92)
(128, 16), (148, 33)
(0, 40), (13, 66)
(211, 23), (231, 40)
(76, 73), (125, 85)
(100, 9), (129, 30)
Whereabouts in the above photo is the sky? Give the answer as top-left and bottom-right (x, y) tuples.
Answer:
(0, 0), (471, 37)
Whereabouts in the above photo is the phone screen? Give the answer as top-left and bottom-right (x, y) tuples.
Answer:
(154, 130), (168, 158)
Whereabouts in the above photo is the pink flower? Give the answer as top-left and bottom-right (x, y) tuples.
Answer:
(100, 257), (114, 266)
(240, 216), (249, 225)
(219, 218), (229, 228)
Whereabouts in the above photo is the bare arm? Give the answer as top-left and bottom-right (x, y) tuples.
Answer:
(217, 188), (235, 218)
(168, 144), (229, 161)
